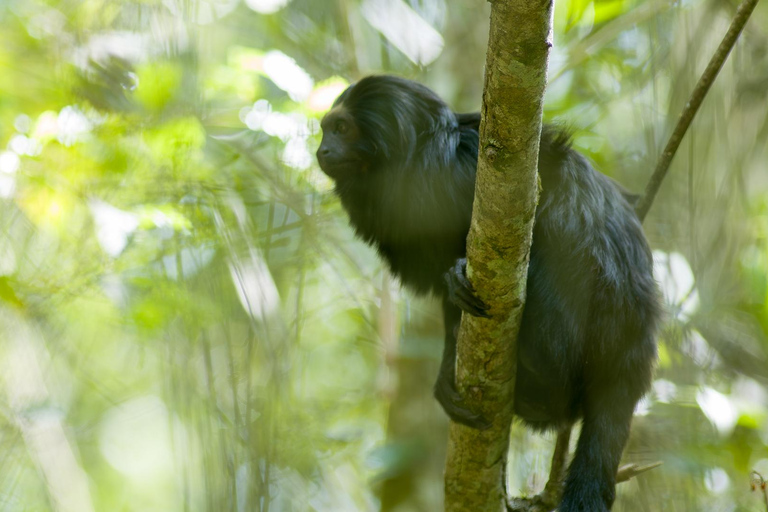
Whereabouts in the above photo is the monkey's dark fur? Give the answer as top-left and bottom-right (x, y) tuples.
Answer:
(316, 75), (660, 512)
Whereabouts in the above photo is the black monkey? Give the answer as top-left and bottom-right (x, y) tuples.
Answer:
(316, 75), (660, 512)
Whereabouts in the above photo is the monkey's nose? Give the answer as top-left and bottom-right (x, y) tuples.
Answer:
(317, 147), (331, 158)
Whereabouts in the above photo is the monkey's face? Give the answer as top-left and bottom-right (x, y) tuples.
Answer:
(316, 106), (367, 180)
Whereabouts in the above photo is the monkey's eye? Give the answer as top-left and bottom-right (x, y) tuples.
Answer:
(334, 120), (349, 135)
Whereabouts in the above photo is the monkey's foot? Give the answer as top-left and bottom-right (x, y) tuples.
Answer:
(444, 258), (491, 318)
(434, 375), (491, 430)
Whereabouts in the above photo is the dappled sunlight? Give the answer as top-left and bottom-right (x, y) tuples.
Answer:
(89, 201), (140, 257)
(56, 106), (93, 146)
(697, 387), (738, 436)
(98, 396), (176, 480)
(653, 250), (700, 321)
(245, 0), (292, 15)
(263, 50), (314, 102)
(308, 79), (350, 113)
(361, 0), (444, 66)
(228, 247), (280, 321)
(704, 467), (731, 494)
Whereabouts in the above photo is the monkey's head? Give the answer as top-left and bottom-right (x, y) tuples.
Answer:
(316, 75), (457, 181)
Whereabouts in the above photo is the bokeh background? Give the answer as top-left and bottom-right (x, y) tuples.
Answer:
(1, 0), (768, 510)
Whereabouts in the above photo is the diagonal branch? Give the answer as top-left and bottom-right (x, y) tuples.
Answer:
(506, 457), (663, 512)
(635, 0), (761, 222)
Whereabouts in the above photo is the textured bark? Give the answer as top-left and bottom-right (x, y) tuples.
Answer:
(444, 1), (554, 511)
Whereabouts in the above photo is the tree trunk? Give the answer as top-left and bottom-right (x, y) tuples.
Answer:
(443, 1), (554, 511)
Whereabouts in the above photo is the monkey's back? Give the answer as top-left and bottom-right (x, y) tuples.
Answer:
(514, 144), (660, 429)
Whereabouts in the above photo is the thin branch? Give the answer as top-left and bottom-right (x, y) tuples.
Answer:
(616, 461), (664, 483)
(541, 428), (571, 504)
(635, 0), (761, 222)
(506, 459), (663, 512)
(506, 428), (572, 512)
(751, 471), (768, 512)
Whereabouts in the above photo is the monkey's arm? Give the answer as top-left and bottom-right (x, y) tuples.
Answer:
(433, 259), (492, 430)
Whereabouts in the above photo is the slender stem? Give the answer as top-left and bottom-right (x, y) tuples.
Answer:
(751, 471), (768, 511)
(542, 428), (571, 503)
(635, 0), (760, 222)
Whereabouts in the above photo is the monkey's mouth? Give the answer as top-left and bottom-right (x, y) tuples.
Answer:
(316, 156), (364, 179)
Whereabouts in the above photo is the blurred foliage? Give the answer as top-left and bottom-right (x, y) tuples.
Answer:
(0, 0), (767, 511)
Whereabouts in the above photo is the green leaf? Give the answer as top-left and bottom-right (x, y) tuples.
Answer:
(0, 276), (23, 308)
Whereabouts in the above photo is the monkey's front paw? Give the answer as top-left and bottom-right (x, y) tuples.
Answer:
(444, 258), (491, 318)
(434, 376), (491, 430)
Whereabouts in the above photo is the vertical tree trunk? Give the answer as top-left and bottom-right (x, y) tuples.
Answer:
(444, 1), (554, 511)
